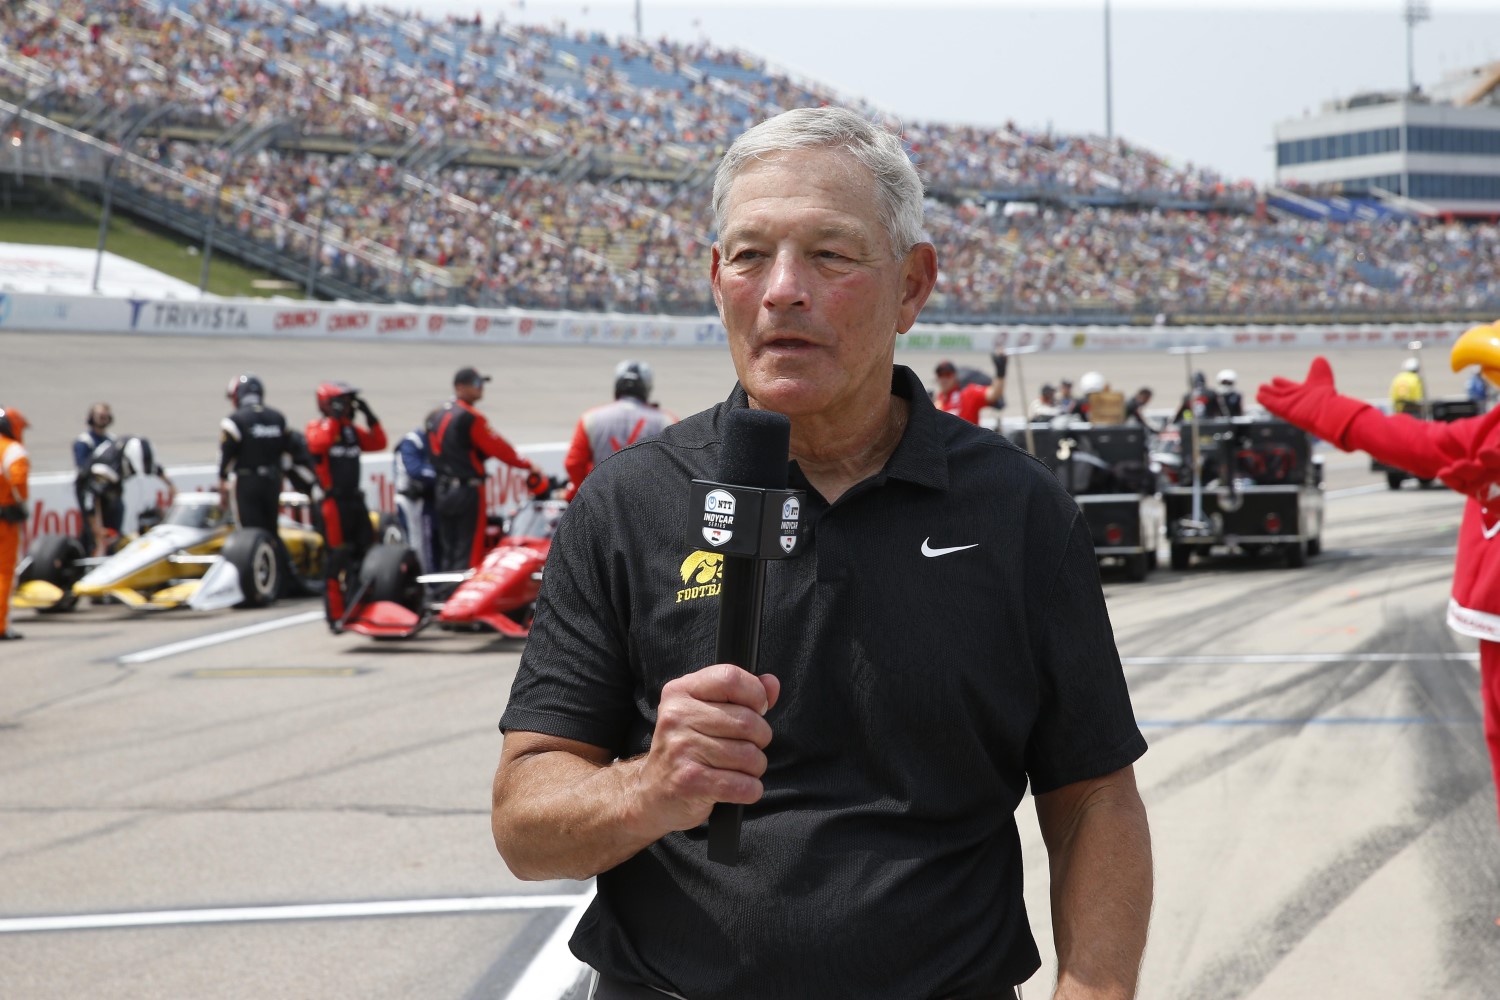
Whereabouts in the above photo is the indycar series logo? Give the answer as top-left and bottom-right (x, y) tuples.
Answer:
(677, 550), (724, 603)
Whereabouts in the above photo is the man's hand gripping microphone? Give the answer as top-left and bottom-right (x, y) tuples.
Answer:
(688, 408), (806, 865)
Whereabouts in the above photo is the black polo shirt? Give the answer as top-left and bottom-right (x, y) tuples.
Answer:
(501, 365), (1146, 1000)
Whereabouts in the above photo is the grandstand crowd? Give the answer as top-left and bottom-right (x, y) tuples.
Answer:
(3, 0), (1498, 318)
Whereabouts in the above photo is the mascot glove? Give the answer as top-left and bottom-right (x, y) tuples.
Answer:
(1256, 357), (1370, 450)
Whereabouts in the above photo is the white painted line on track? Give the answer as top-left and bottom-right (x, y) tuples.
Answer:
(503, 885), (596, 1000)
(117, 610), (326, 665)
(0, 893), (592, 934)
(1124, 651), (1477, 666)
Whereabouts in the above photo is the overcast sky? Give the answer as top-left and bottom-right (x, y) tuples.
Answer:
(390, 0), (1500, 184)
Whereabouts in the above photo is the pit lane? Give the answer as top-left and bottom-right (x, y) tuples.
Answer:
(1, 334), (1495, 1000)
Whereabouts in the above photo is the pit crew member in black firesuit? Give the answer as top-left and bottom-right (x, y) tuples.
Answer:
(73, 402), (119, 554)
(77, 435), (177, 557)
(428, 366), (538, 574)
(305, 381), (386, 611)
(563, 360), (677, 500)
(219, 373), (316, 593)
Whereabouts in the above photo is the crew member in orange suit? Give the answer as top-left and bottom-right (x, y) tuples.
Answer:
(428, 367), (538, 573)
(306, 381), (386, 618)
(0, 407), (32, 641)
(1259, 321), (1500, 839)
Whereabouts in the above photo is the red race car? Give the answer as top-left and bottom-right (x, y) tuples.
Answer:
(333, 480), (566, 641)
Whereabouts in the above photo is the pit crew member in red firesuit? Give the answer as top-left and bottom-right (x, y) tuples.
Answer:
(933, 351), (1007, 424)
(428, 367), (538, 574)
(564, 360), (676, 500)
(1259, 320), (1500, 841)
(0, 407), (31, 641)
(305, 381), (386, 608)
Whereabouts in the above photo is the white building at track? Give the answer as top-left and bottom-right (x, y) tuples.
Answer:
(1272, 62), (1500, 218)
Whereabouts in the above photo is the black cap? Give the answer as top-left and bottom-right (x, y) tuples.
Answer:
(934, 360), (956, 376)
(454, 367), (491, 387)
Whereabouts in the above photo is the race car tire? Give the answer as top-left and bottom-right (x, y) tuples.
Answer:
(223, 528), (280, 608)
(1418, 478), (1435, 490)
(1123, 551), (1150, 582)
(1169, 542), (1193, 571)
(359, 543), (425, 613)
(1283, 539), (1308, 569)
(1307, 534), (1322, 557)
(20, 534), (85, 613)
(374, 512), (406, 548)
(1386, 470), (1405, 490)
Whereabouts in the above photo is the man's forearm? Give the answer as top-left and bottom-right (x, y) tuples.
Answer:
(1041, 772), (1153, 999)
(492, 748), (661, 881)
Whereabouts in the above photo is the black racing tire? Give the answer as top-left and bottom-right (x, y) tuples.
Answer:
(1284, 539), (1308, 569)
(1386, 470), (1405, 490)
(222, 528), (280, 608)
(375, 512), (406, 547)
(20, 534), (85, 613)
(1169, 542), (1193, 571)
(359, 543), (425, 613)
(1307, 534), (1322, 557)
(1123, 552), (1150, 582)
(1418, 478), (1435, 490)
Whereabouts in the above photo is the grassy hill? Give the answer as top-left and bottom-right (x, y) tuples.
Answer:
(0, 182), (304, 299)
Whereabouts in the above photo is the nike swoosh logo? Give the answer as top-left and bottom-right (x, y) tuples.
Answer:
(921, 538), (979, 558)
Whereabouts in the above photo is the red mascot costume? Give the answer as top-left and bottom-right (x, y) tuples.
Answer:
(1258, 321), (1500, 832)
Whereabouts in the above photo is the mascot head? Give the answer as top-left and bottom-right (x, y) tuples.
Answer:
(1451, 320), (1500, 388)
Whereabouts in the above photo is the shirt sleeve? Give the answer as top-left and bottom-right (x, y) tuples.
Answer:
(356, 422), (387, 451)
(500, 489), (634, 750)
(564, 419), (593, 489)
(471, 414), (528, 469)
(1024, 511), (1147, 794)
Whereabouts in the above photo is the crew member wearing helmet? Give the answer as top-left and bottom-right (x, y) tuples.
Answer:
(220, 374), (312, 533)
(1216, 370), (1244, 418)
(77, 435), (176, 557)
(1258, 320), (1500, 836)
(428, 367), (538, 574)
(305, 380), (386, 606)
(564, 360), (677, 500)
(0, 407), (31, 641)
(73, 402), (118, 555)
(221, 374), (315, 596)
(1389, 356), (1426, 412)
(932, 351), (1007, 424)
(1073, 370), (1109, 422)
(1174, 371), (1225, 423)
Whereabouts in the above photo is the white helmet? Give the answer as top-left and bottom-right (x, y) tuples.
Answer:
(1403, 357), (1421, 372)
(1217, 369), (1238, 387)
(1079, 371), (1107, 395)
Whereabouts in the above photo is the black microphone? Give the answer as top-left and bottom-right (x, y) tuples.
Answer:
(689, 407), (803, 865)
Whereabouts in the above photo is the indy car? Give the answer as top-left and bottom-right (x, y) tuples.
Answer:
(1008, 423), (1163, 581)
(13, 492), (330, 612)
(331, 480), (566, 641)
(1163, 417), (1324, 570)
(1372, 397), (1481, 489)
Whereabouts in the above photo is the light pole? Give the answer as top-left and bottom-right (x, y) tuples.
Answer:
(1103, 0), (1114, 140)
(1404, 0), (1431, 96)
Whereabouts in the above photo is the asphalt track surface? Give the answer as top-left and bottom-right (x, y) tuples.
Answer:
(2, 331), (1497, 999)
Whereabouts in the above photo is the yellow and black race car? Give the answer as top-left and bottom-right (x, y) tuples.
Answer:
(13, 492), (334, 612)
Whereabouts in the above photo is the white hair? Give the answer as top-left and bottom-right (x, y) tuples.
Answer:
(712, 107), (927, 257)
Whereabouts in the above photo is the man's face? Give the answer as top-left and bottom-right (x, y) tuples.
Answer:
(711, 148), (936, 419)
(456, 382), (483, 404)
(935, 370), (958, 394)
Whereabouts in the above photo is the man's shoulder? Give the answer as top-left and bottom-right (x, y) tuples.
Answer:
(578, 403), (721, 490)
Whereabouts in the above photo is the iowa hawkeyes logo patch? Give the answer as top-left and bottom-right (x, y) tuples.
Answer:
(677, 550), (724, 603)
